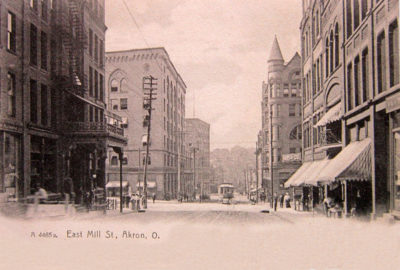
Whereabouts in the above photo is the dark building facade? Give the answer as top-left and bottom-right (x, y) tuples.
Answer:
(0, 0), (126, 205)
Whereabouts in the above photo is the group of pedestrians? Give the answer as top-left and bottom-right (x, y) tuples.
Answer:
(272, 192), (291, 211)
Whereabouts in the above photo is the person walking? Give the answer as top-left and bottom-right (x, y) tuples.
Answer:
(284, 192), (291, 208)
(152, 193), (156, 204)
(273, 192), (278, 211)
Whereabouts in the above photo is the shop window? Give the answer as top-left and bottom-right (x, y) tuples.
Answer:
(7, 73), (16, 117)
(7, 12), (16, 53)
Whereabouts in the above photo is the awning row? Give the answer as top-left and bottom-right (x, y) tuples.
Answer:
(284, 138), (371, 187)
(106, 181), (157, 188)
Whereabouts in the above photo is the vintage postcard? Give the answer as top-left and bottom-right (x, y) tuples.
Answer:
(0, 0), (399, 269)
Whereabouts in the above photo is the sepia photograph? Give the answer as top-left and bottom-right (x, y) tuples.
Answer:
(0, 0), (399, 269)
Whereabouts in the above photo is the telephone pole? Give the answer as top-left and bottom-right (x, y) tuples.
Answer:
(142, 75), (157, 209)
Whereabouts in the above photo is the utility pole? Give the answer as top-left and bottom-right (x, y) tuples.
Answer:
(255, 142), (259, 204)
(142, 75), (157, 209)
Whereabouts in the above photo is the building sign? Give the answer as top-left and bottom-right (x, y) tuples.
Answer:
(386, 92), (400, 113)
(282, 153), (301, 162)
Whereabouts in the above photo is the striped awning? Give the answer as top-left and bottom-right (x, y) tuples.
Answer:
(106, 181), (129, 188)
(303, 159), (331, 186)
(315, 103), (342, 127)
(317, 138), (371, 183)
(284, 162), (312, 188)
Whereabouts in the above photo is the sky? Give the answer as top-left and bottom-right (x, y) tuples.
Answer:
(105, 0), (303, 150)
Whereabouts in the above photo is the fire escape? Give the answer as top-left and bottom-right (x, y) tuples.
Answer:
(53, 0), (88, 96)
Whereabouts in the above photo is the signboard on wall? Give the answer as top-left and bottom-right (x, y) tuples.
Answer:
(282, 153), (301, 162)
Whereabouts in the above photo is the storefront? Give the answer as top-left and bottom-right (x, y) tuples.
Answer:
(387, 93), (400, 216)
(0, 131), (22, 201)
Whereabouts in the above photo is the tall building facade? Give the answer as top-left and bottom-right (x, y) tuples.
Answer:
(185, 118), (211, 196)
(258, 37), (303, 199)
(0, 0), (126, 205)
(287, 0), (399, 217)
(105, 47), (188, 200)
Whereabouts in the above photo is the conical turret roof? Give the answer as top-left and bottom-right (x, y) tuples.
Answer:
(268, 36), (284, 62)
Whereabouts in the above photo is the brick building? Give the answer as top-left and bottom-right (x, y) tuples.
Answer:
(0, 0), (126, 205)
(258, 37), (303, 199)
(105, 47), (188, 200)
(286, 0), (399, 218)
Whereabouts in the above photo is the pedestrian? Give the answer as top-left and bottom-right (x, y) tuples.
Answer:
(279, 194), (284, 208)
(273, 192), (278, 211)
(284, 192), (291, 208)
(152, 193), (156, 204)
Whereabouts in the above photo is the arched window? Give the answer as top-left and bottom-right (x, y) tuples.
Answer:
(335, 24), (339, 67)
(120, 78), (128, 92)
(111, 79), (118, 92)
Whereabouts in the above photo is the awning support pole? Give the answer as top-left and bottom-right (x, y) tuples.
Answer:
(344, 180), (348, 217)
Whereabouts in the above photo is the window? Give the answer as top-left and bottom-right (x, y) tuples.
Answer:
(41, 31), (47, 70)
(346, 0), (352, 38)
(276, 104), (281, 117)
(273, 125), (280, 141)
(354, 56), (361, 107)
(100, 110), (104, 123)
(41, 84), (48, 125)
(290, 148), (296, 154)
(142, 155), (151, 165)
(361, 0), (368, 20)
(330, 31), (334, 73)
(389, 21), (399, 87)
(362, 48), (369, 102)
(7, 73), (16, 117)
(89, 29), (93, 56)
(99, 40), (104, 66)
(121, 117), (128, 128)
(99, 74), (104, 101)
(94, 34), (98, 62)
(41, 0), (48, 21)
(335, 24), (339, 67)
(94, 70), (98, 99)
(120, 98), (128, 110)
(122, 156), (128, 165)
(89, 67), (93, 96)
(89, 106), (94, 122)
(110, 156), (118, 166)
(30, 80), (38, 123)
(290, 125), (302, 140)
(30, 0), (38, 12)
(347, 63), (354, 110)
(325, 38), (329, 77)
(377, 32), (386, 93)
(7, 12), (16, 52)
(111, 79), (118, 92)
(289, 104), (296, 117)
(283, 88), (289, 97)
(353, 0), (360, 30)
(30, 24), (38, 66)
(312, 64), (316, 95)
(291, 89), (297, 97)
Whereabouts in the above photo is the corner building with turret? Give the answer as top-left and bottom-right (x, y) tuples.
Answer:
(258, 37), (303, 199)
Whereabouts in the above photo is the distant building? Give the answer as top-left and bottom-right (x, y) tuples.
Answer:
(185, 118), (211, 196)
(105, 47), (187, 199)
(258, 37), (303, 198)
(0, 0), (126, 204)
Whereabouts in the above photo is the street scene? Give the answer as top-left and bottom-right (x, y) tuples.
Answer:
(0, 0), (400, 269)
